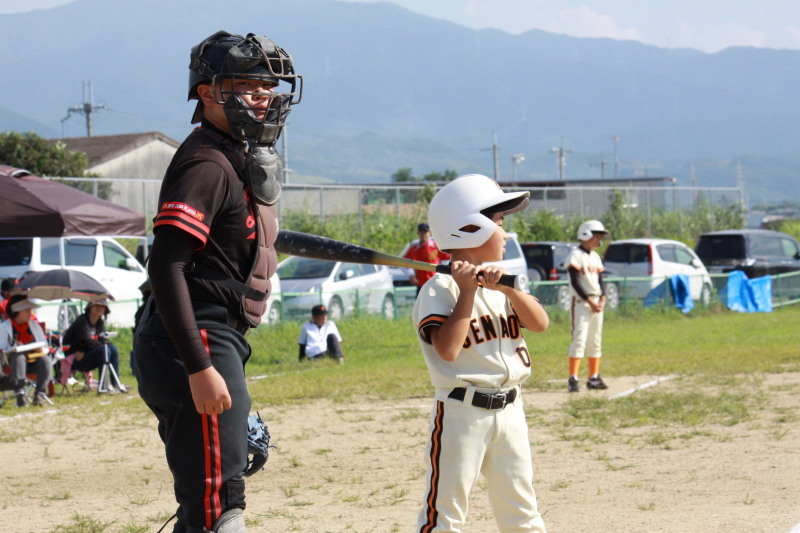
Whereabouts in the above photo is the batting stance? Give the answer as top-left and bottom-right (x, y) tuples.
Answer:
(565, 220), (610, 393)
(133, 30), (301, 532)
(413, 174), (549, 532)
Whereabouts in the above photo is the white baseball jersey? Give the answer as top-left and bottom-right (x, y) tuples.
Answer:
(298, 320), (341, 358)
(412, 273), (547, 532)
(564, 246), (605, 299)
(412, 273), (532, 390)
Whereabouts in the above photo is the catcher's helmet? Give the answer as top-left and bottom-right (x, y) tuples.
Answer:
(428, 174), (529, 250)
(577, 220), (609, 241)
(188, 30), (302, 143)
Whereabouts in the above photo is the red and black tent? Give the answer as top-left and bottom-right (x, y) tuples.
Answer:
(0, 165), (145, 238)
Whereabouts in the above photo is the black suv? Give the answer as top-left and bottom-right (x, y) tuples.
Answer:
(520, 241), (575, 282)
(695, 229), (800, 278)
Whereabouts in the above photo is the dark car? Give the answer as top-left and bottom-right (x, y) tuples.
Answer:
(521, 241), (619, 310)
(695, 229), (800, 278)
(520, 241), (575, 282)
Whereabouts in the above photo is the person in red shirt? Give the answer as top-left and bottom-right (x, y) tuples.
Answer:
(403, 223), (450, 296)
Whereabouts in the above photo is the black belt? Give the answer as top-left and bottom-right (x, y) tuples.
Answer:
(448, 387), (517, 411)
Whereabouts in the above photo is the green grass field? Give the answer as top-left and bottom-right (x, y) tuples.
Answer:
(109, 303), (800, 407)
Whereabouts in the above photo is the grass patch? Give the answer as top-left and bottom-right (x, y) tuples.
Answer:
(561, 387), (766, 431)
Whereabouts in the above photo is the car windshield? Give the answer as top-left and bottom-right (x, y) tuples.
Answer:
(522, 246), (553, 268)
(696, 235), (746, 260)
(277, 257), (336, 279)
(605, 243), (650, 263)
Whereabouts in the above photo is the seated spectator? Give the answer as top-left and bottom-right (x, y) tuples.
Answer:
(0, 295), (53, 407)
(0, 278), (22, 321)
(62, 299), (126, 393)
(298, 305), (345, 364)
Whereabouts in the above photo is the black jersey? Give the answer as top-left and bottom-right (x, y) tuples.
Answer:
(153, 126), (278, 320)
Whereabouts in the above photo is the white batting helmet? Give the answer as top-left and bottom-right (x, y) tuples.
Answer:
(428, 174), (530, 250)
(577, 220), (609, 241)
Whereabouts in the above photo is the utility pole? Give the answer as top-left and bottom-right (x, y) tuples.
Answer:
(61, 81), (109, 137)
(492, 131), (500, 181)
(549, 138), (572, 180)
(590, 156), (606, 179)
(511, 153), (525, 182)
(609, 135), (621, 178)
(481, 131), (501, 181)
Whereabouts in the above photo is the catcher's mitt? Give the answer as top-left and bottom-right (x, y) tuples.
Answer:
(243, 412), (275, 477)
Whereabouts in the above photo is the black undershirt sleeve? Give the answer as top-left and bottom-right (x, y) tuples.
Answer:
(148, 225), (212, 374)
(568, 267), (591, 302)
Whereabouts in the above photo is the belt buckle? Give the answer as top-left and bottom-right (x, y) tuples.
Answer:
(489, 392), (507, 410)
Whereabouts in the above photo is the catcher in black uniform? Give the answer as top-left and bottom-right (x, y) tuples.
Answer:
(133, 30), (301, 533)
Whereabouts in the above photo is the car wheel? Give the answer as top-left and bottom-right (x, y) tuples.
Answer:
(328, 297), (344, 321)
(527, 266), (544, 283)
(265, 301), (281, 325)
(700, 283), (712, 306)
(557, 286), (572, 311)
(604, 283), (620, 309)
(381, 294), (395, 319)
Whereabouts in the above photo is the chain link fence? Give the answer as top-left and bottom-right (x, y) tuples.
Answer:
(57, 178), (743, 230)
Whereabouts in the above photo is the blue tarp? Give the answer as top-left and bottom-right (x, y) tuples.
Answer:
(670, 274), (694, 313)
(643, 275), (694, 313)
(723, 270), (773, 313)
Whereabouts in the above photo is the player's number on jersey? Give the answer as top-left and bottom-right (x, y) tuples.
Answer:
(515, 346), (531, 368)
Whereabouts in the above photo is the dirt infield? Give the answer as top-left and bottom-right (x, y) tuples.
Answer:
(2, 373), (799, 532)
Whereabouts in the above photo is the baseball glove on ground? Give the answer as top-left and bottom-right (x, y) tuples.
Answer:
(244, 412), (275, 477)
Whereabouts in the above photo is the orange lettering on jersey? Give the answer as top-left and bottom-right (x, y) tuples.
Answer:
(479, 315), (497, 341)
(507, 314), (521, 339)
(160, 202), (206, 221)
(499, 316), (510, 338)
(468, 318), (485, 345)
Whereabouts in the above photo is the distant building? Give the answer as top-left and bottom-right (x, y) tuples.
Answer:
(51, 132), (180, 214)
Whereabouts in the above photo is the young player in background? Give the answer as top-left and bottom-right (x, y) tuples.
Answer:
(565, 220), (610, 393)
(412, 174), (549, 532)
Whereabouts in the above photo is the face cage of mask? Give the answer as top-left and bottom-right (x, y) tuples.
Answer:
(209, 74), (300, 145)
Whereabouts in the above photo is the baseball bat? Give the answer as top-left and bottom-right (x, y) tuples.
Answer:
(274, 231), (528, 291)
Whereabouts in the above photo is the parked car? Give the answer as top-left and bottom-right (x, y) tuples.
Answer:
(276, 256), (395, 320)
(261, 273), (282, 325)
(389, 232), (527, 302)
(694, 229), (800, 278)
(521, 241), (619, 310)
(520, 241), (574, 282)
(0, 236), (147, 328)
(603, 238), (713, 305)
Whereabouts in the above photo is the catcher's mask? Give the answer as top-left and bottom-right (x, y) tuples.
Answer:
(189, 30), (302, 143)
(189, 31), (303, 204)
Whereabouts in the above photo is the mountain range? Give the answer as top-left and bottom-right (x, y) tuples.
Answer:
(1, 0), (799, 205)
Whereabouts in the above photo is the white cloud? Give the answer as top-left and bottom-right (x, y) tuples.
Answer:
(462, 0), (641, 42)
(672, 20), (768, 53)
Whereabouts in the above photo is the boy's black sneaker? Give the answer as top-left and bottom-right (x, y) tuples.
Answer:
(587, 376), (608, 390)
(567, 376), (579, 393)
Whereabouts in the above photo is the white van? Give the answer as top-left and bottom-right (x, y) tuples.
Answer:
(0, 236), (147, 329)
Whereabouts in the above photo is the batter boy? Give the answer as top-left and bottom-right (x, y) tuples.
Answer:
(412, 174), (549, 533)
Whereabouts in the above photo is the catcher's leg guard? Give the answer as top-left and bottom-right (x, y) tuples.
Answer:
(212, 508), (246, 532)
(181, 508), (245, 532)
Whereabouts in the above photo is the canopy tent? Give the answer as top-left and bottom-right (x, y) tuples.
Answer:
(0, 165), (146, 237)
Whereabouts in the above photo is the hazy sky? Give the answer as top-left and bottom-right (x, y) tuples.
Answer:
(2, 0), (800, 53)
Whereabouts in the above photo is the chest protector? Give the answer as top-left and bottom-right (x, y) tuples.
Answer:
(187, 130), (277, 328)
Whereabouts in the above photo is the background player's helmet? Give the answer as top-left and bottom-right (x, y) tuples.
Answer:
(428, 174), (530, 250)
(577, 220), (609, 241)
(188, 30), (303, 144)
